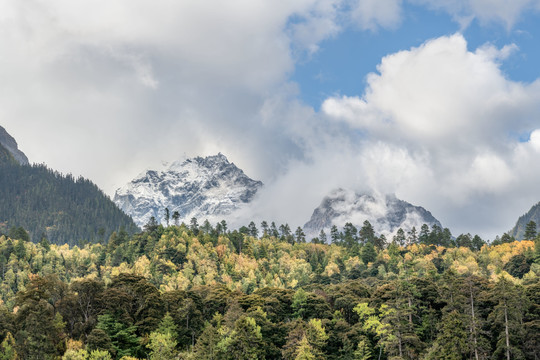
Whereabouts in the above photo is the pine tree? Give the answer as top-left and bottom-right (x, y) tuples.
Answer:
(524, 221), (537, 240)
(164, 208), (170, 227)
(419, 224), (430, 244)
(292, 289), (308, 319)
(295, 227), (306, 243)
(330, 225), (341, 245)
(377, 280), (423, 359)
(226, 316), (265, 360)
(147, 331), (177, 360)
(260, 221), (269, 237)
(353, 336), (373, 360)
(0, 332), (18, 360)
(305, 319), (328, 359)
(488, 277), (526, 360)
(190, 218), (199, 235)
(359, 221), (375, 245)
(190, 314), (221, 360)
(248, 221), (259, 238)
(87, 349), (113, 360)
(471, 235), (485, 251)
(343, 222), (358, 248)
(361, 242), (377, 264)
(172, 211), (180, 226)
(424, 310), (468, 360)
(407, 227), (418, 244)
(318, 230), (327, 244)
(270, 222), (279, 237)
(393, 228), (406, 246)
(295, 336), (316, 360)
(95, 314), (140, 358)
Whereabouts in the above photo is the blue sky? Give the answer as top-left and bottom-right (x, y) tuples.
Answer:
(2, 0), (540, 239)
(292, 3), (540, 110)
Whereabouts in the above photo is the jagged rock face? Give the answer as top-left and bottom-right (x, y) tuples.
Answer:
(0, 125), (29, 165)
(114, 153), (263, 227)
(304, 188), (442, 239)
(510, 201), (540, 240)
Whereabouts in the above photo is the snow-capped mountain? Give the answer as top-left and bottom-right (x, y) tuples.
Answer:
(303, 188), (441, 239)
(114, 153), (263, 227)
(0, 125), (29, 165)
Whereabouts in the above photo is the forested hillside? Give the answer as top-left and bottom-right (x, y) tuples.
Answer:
(0, 145), (17, 166)
(0, 158), (139, 245)
(0, 220), (538, 359)
(511, 202), (540, 240)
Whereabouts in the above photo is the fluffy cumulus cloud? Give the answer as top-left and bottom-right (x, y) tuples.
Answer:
(322, 34), (540, 238)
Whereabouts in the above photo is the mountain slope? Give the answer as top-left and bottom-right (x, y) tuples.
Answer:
(0, 143), (18, 165)
(0, 163), (139, 244)
(114, 153), (263, 227)
(0, 126), (138, 244)
(0, 125), (29, 165)
(304, 188), (442, 239)
(510, 201), (540, 240)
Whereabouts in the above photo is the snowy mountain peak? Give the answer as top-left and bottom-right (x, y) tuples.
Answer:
(114, 154), (263, 227)
(304, 188), (441, 240)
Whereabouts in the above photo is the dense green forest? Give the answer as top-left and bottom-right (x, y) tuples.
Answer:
(0, 154), (139, 245)
(0, 219), (539, 359)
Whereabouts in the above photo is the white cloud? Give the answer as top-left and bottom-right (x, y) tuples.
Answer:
(349, 0), (403, 30)
(529, 129), (540, 151)
(0, 0), (347, 194)
(322, 34), (540, 238)
(323, 34), (540, 144)
(1, 1), (540, 240)
(411, 0), (539, 28)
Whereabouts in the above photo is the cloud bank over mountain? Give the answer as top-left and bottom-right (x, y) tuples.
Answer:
(2, 1), (540, 238)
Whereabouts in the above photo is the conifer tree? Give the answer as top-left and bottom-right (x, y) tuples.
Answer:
(330, 225), (341, 245)
(164, 208), (170, 227)
(295, 227), (306, 243)
(393, 228), (406, 246)
(270, 222), (279, 237)
(488, 277), (526, 360)
(87, 349), (113, 360)
(295, 336), (316, 360)
(190, 218), (199, 235)
(424, 310), (468, 360)
(147, 331), (177, 360)
(353, 335), (373, 360)
(226, 316), (265, 360)
(318, 230), (327, 244)
(248, 221), (259, 238)
(0, 332), (18, 360)
(260, 221), (269, 237)
(407, 227), (417, 244)
(361, 242), (377, 264)
(524, 220), (537, 240)
(359, 221), (375, 245)
(172, 211), (180, 226)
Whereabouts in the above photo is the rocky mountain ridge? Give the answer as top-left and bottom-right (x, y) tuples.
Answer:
(114, 153), (263, 227)
(304, 188), (442, 239)
(0, 125), (29, 165)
